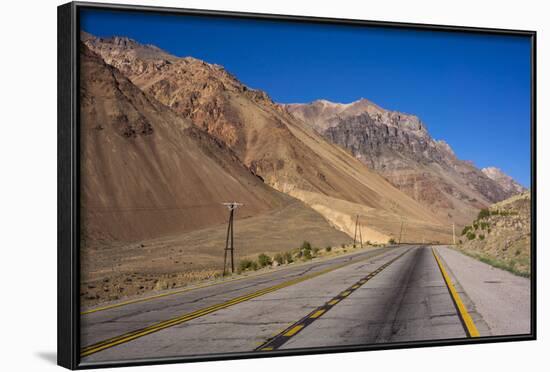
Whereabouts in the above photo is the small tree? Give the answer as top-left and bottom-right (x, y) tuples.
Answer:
(239, 259), (253, 272)
(461, 226), (471, 236)
(284, 251), (293, 263)
(274, 253), (284, 265)
(301, 241), (312, 251)
(478, 208), (490, 220)
(258, 253), (272, 268)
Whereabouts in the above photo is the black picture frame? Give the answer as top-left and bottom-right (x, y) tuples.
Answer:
(58, 1), (537, 369)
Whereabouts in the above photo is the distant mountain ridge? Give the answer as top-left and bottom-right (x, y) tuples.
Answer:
(482, 167), (526, 195)
(82, 32), (452, 243)
(286, 99), (522, 225)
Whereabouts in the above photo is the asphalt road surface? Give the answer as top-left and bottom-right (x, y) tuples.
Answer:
(80, 245), (531, 365)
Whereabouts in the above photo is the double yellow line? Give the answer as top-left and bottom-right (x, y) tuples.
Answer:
(432, 248), (480, 337)
(81, 249), (393, 357)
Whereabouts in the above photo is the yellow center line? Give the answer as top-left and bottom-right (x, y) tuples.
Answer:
(432, 248), (480, 338)
(310, 309), (326, 319)
(284, 324), (304, 337)
(81, 249), (395, 357)
(254, 248), (411, 351)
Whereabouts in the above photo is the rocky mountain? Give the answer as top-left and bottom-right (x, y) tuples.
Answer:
(482, 167), (526, 196)
(286, 99), (520, 226)
(80, 42), (293, 242)
(457, 192), (531, 276)
(82, 33), (452, 244)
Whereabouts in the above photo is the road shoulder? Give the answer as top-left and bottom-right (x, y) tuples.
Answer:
(435, 246), (530, 336)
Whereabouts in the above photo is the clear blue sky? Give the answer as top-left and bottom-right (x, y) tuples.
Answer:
(81, 9), (532, 187)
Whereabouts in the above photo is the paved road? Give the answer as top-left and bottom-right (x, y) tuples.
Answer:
(80, 245), (530, 365)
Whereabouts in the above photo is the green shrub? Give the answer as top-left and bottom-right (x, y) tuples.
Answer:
(250, 261), (258, 271)
(325, 246), (332, 252)
(258, 253), (272, 268)
(473, 223), (479, 230)
(303, 249), (312, 260)
(341, 243), (346, 248)
(274, 253), (284, 265)
(312, 247), (320, 255)
(466, 232), (476, 240)
(239, 259), (254, 272)
(461, 226), (472, 236)
(478, 208), (490, 220)
(284, 251), (293, 263)
(478, 234), (485, 240)
(366, 240), (371, 246)
(301, 241), (312, 251)
(388, 238), (396, 244)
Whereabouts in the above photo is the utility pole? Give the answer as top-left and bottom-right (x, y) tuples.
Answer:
(452, 223), (456, 245)
(398, 218), (404, 245)
(353, 215), (363, 248)
(359, 216), (363, 249)
(353, 215), (359, 248)
(222, 202), (243, 276)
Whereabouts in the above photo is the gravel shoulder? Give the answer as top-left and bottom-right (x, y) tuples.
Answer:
(436, 246), (531, 336)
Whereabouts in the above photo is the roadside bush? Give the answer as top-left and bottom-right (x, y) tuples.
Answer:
(274, 253), (284, 266)
(388, 238), (396, 244)
(325, 246), (332, 252)
(258, 253), (272, 268)
(461, 226), (472, 236)
(466, 232), (476, 240)
(284, 251), (293, 264)
(478, 208), (490, 220)
(301, 241), (312, 251)
(478, 234), (485, 240)
(250, 261), (258, 271)
(341, 243), (346, 248)
(312, 247), (320, 255)
(366, 240), (371, 246)
(237, 259), (252, 272)
(303, 249), (312, 260)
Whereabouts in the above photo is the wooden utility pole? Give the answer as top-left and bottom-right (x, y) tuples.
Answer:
(359, 219), (363, 249)
(222, 202), (243, 276)
(353, 215), (363, 248)
(353, 215), (359, 248)
(398, 219), (404, 245)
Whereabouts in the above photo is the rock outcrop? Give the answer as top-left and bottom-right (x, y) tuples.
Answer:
(287, 99), (521, 225)
(482, 167), (526, 196)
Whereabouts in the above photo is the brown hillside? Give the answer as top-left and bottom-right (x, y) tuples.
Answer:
(84, 34), (451, 244)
